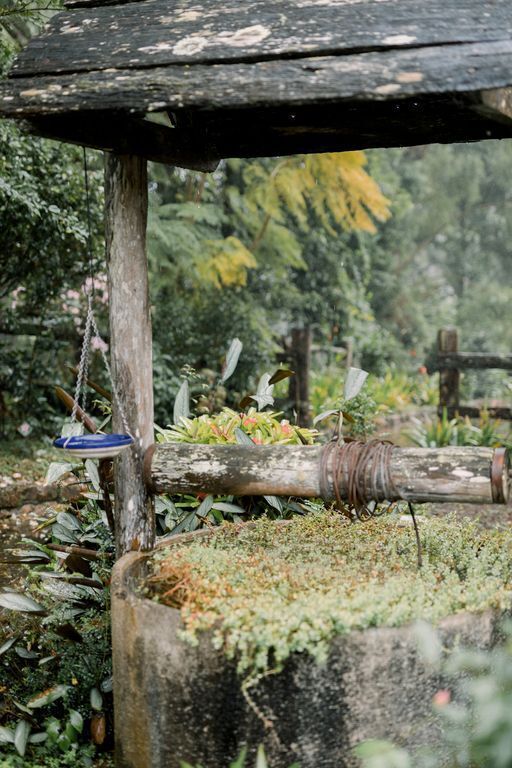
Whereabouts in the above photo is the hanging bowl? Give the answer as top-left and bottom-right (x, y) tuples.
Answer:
(54, 433), (133, 460)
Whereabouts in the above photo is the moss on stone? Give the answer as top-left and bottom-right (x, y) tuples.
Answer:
(147, 513), (512, 680)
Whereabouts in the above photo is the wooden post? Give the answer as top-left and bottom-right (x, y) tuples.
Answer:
(105, 153), (155, 556)
(438, 327), (460, 413)
(288, 326), (312, 427)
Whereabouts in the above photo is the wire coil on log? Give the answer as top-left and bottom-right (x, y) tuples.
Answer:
(320, 439), (399, 519)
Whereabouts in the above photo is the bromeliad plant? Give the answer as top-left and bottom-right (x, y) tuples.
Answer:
(154, 339), (322, 536)
(408, 408), (511, 449)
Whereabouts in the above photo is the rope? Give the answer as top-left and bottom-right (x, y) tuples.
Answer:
(65, 150), (132, 441)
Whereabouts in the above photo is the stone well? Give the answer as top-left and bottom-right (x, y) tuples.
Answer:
(112, 532), (503, 768)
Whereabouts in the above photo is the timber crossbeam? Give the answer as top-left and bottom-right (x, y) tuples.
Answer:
(144, 444), (510, 506)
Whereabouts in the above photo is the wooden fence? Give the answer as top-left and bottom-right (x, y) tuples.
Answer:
(433, 327), (512, 420)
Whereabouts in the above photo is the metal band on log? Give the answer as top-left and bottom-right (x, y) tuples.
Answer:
(145, 444), (509, 505)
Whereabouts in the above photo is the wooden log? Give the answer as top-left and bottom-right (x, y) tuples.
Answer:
(438, 328), (460, 410)
(27, 115), (220, 173)
(5, 43), (512, 118)
(434, 353), (512, 371)
(105, 153), (155, 556)
(145, 444), (510, 505)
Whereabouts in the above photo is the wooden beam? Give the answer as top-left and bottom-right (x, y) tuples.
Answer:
(434, 353), (512, 371)
(27, 115), (219, 172)
(146, 444), (509, 505)
(105, 153), (155, 556)
(4, 42), (512, 118)
(10, 0), (512, 77)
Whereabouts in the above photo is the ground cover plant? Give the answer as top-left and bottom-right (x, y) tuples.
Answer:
(146, 514), (512, 685)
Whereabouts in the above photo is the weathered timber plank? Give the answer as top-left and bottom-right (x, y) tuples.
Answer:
(27, 115), (220, 171)
(17, 95), (512, 160)
(3, 41), (512, 119)
(439, 406), (512, 421)
(147, 444), (509, 505)
(434, 353), (512, 371)
(10, 0), (512, 77)
(105, 154), (155, 556)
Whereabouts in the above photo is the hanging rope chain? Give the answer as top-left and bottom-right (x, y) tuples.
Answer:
(66, 149), (132, 440)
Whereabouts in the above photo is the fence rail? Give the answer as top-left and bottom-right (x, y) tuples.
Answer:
(432, 327), (512, 420)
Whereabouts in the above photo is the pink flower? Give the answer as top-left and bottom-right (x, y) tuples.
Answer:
(280, 420), (293, 435)
(66, 289), (80, 300)
(91, 336), (108, 353)
(433, 689), (451, 707)
(18, 422), (31, 437)
(243, 418), (257, 427)
(252, 437), (263, 444)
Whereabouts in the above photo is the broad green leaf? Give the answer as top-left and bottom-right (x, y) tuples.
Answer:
(264, 495), (283, 512)
(0, 592), (45, 614)
(212, 502), (247, 515)
(56, 511), (82, 531)
(174, 380), (190, 425)
(85, 459), (101, 492)
(0, 637), (16, 655)
(15, 647), (39, 660)
(229, 746), (247, 768)
(234, 428), (256, 446)
(28, 732), (48, 744)
(343, 367), (368, 400)
(28, 685), (70, 708)
(14, 720), (31, 757)
(69, 710), (84, 733)
(0, 726), (14, 744)
(52, 523), (79, 544)
(313, 409), (339, 426)
(255, 745), (268, 768)
(45, 462), (73, 486)
(90, 687), (103, 711)
(196, 495), (214, 518)
(220, 338), (243, 383)
(171, 510), (197, 535)
(268, 368), (295, 385)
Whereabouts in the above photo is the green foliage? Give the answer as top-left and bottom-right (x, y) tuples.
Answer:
(0, 472), (114, 763)
(148, 514), (512, 683)
(408, 409), (510, 448)
(154, 407), (319, 535)
(357, 623), (512, 768)
(159, 406), (315, 446)
(181, 744), (299, 768)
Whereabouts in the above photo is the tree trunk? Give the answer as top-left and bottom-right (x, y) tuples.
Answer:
(288, 326), (312, 427)
(105, 153), (155, 556)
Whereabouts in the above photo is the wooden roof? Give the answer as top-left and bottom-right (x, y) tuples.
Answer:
(1, 0), (512, 168)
